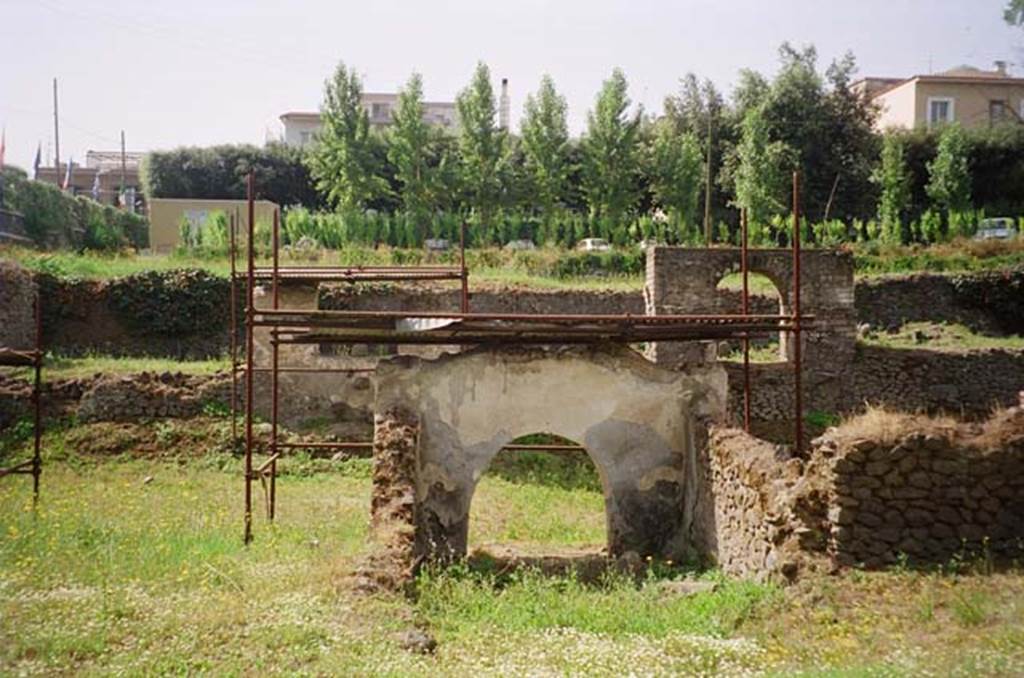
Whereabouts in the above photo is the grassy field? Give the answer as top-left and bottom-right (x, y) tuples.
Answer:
(2, 420), (1023, 675)
(1, 355), (230, 382)
(861, 322), (1024, 352)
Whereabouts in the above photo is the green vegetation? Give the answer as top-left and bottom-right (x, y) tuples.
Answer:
(861, 322), (1024, 352)
(1, 355), (228, 381)
(1, 425), (1022, 674)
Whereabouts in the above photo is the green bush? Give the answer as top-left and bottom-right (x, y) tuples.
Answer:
(106, 269), (229, 335)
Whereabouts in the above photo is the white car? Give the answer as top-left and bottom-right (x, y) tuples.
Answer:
(504, 239), (536, 251)
(576, 238), (611, 252)
(974, 218), (1018, 241)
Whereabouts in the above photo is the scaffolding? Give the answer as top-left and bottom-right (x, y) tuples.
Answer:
(234, 171), (810, 543)
(0, 294), (44, 501)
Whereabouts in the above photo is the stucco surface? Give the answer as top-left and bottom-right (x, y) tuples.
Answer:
(373, 345), (727, 561)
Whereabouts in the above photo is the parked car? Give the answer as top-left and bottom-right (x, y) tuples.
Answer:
(576, 237), (611, 252)
(974, 217), (1018, 241)
(424, 238), (450, 252)
(504, 239), (536, 251)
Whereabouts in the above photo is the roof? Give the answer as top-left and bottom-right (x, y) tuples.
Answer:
(863, 65), (1024, 99)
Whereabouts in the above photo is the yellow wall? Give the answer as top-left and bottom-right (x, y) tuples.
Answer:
(147, 198), (279, 252)
(875, 79), (1024, 130)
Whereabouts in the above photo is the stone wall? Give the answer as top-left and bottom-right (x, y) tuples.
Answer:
(855, 269), (1024, 335)
(0, 371), (232, 425)
(701, 406), (1024, 580)
(35, 270), (234, 359)
(0, 260), (36, 350)
(819, 411), (1024, 567)
(722, 346), (1024, 427)
(694, 428), (831, 582)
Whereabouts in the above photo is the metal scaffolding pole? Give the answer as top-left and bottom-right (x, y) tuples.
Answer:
(792, 171), (804, 455)
(741, 208), (752, 434)
(244, 172), (256, 544)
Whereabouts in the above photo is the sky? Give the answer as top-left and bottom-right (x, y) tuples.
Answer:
(1, 0), (1021, 170)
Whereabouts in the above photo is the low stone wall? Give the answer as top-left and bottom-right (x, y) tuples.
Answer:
(820, 413), (1024, 567)
(76, 372), (232, 422)
(35, 269), (234, 359)
(0, 260), (36, 350)
(703, 406), (1024, 580)
(855, 268), (1024, 335)
(695, 428), (830, 582)
(723, 346), (1024, 427)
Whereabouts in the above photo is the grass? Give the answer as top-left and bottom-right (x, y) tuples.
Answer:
(1, 354), (230, 381)
(861, 322), (1024, 352)
(1, 421), (1023, 674)
(5, 237), (1023, 291)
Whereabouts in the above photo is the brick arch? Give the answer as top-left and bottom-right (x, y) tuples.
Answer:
(371, 345), (727, 564)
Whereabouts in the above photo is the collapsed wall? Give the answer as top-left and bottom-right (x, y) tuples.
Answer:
(0, 260), (36, 349)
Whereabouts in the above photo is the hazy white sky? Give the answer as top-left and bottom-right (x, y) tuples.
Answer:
(1, 0), (1020, 169)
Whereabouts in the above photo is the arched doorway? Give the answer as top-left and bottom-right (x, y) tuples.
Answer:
(714, 272), (789, 364)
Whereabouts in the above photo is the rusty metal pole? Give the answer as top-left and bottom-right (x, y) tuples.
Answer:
(229, 212), (238, 452)
(244, 172), (255, 544)
(741, 209), (751, 433)
(269, 207), (280, 521)
(792, 171), (803, 455)
(460, 221), (469, 312)
(31, 292), (42, 502)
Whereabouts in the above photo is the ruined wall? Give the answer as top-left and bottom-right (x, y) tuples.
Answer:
(371, 345), (727, 565)
(820, 413), (1024, 567)
(76, 372), (232, 422)
(721, 346), (1024, 425)
(700, 406), (1024, 580)
(36, 270), (233, 359)
(0, 260), (36, 349)
(695, 428), (830, 582)
(855, 269), (1024, 334)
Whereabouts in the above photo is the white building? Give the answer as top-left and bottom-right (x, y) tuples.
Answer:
(280, 93), (458, 147)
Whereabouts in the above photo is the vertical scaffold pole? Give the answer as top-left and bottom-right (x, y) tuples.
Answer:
(269, 207), (280, 521)
(244, 173), (255, 544)
(32, 292), (42, 502)
(229, 212), (238, 451)
(741, 209), (751, 434)
(460, 221), (469, 312)
(792, 172), (803, 455)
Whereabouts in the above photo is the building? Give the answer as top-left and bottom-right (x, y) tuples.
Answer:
(854, 62), (1024, 130)
(280, 91), (459, 147)
(147, 197), (279, 252)
(34, 149), (144, 209)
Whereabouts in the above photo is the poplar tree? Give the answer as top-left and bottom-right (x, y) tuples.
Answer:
(388, 72), (434, 236)
(456, 62), (505, 235)
(520, 75), (569, 234)
(871, 134), (911, 244)
(581, 68), (642, 237)
(307, 62), (386, 211)
(649, 121), (703, 240)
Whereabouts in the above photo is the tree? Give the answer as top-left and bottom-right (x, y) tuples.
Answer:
(1006, 0), (1024, 26)
(926, 122), (972, 229)
(581, 68), (642, 237)
(871, 134), (912, 244)
(388, 72), (436, 236)
(520, 74), (570, 234)
(307, 61), (387, 211)
(648, 121), (703, 240)
(456, 62), (505, 235)
(732, 104), (794, 233)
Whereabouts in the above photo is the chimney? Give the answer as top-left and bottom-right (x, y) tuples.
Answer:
(499, 78), (510, 130)
(995, 60), (1008, 76)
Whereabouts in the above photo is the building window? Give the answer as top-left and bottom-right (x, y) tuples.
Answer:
(990, 100), (1009, 125)
(371, 103), (391, 122)
(299, 131), (312, 146)
(927, 97), (955, 127)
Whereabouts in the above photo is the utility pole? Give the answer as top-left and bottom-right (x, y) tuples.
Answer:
(53, 78), (60, 174)
(703, 109), (713, 246)
(120, 130), (127, 194)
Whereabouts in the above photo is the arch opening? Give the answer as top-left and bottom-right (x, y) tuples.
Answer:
(715, 271), (788, 364)
(466, 432), (610, 564)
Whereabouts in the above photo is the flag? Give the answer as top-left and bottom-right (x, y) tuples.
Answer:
(62, 157), (73, 191)
(33, 144), (41, 179)
(0, 128), (5, 169)
(91, 171), (100, 200)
